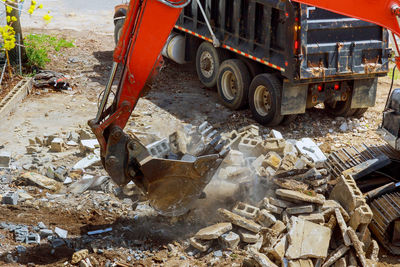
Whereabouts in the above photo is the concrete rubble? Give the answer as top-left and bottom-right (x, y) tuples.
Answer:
(0, 124), (389, 266)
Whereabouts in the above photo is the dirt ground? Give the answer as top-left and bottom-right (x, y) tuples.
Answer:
(0, 28), (399, 266)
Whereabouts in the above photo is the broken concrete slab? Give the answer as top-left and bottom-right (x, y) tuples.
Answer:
(298, 213), (325, 224)
(71, 249), (89, 264)
(334, 208), (351, 246)
(271, 220), (286, 236)
(249, 248), (278, 267)
(321, 244), (350, 267)
(269, 235), (287, 262)
(263, 152), (282, 170)
(329, 175), (365, 213)
(223, 150), (245, 166)
(347, 227), (367, 267)
(295, 138), (327, 168)
(262, 198), (284, 214)
(72, 154), (101, 170)
(262, 138), (286, 154)
(194, 222), (232, 240)
(189, 237), (212, 252)
(55, 227), (68, 238)
(20, 172), (62, 191)
(80, 139), (99, 153)
(276, 189), (325, 205)
(273, 178), (309, 191)
(288, 259), (314, 267)
(285, 217), (331, 259)
(218, 208), (262, 233)
(238, 229), (260, 243)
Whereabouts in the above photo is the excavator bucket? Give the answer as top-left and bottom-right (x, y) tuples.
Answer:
(103, 123), (228, 216)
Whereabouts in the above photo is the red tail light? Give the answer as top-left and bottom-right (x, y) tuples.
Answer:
(294, 40), (299, 50)
(334, 83), (340, 90)
(317, 85), (323, 91)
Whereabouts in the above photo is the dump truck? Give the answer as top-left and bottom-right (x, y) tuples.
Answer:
(114, 0), (390, 126)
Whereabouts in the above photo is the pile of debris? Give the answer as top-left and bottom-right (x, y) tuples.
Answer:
(187, 126), (380, 266)
(190, 176), (379, 267)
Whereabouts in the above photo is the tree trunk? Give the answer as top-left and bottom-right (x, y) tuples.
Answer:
(6, 0), (28, 65)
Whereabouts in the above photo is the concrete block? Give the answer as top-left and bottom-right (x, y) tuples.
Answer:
(273, 178), (309, 191)
(257, 166), (276, 177)
(321, 244), (350, 267)
(298, 213), (325, 224)
(347, 227), (367, 267)
(269, 235), (287, 262)
(26, 145), (40, 154)
(276, 189), (325, 205)
(295, 138), (327, 168)
(270, 129), (283, 139)
(333, 257), (347, 267)
(189, 237), (212, 252)
(269, 197), (294, 209)
(262, 138), (286, 154)
(251, 154), (265, 170)
(322, 200), (350, 222)
(80, 139), (99, 153)
(39, 229), (53, 238)
(50, 138), (64, 152)
(14, 227), (29, 242)
(334, 208), (351, 246)
(224, 130), (242, 150)
(262, 198), (283, 214)
(194, 222), (232, 240)
(330, 175), (365, 213)
(288, 259), (314, 267)
(219, 231), (240, 249)
(55, 227), (68, 238)
(2, 191), (18, 205)
(256, 209), (276, 227)
(238, 229), (260, 243)
(239, 124), (259, 136)
(367, 240), (379, 262)
(349, 204), (373, 230)
(218, 208), (262, 233)
(280, 154), (298, 171)
(238, 137), (262, 156)
(0, 151), (11, 167)
(249, 249), (279, 267)
(25, 233), (40, 244)
(271, 220), (286, 236)
(72, 249), (89, 265)
(72, 154), (101, 170)
(224, 150), (245, 166)
(233, 202), (260, 219)
(263, 151), (282, 170)
(286, 205), (314, 215)
(146, 138), (170, 158)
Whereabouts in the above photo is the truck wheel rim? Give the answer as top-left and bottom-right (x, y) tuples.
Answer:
(254, 85), (271, 116)
(200, 51), (214, 78)
(221, 70), (237, 101)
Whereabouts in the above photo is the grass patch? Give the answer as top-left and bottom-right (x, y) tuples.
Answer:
(388, 66), (400, 81)
(25, 34), (74, 69)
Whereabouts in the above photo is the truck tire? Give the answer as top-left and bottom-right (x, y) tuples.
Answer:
(217, 59), (251, 110)
(324, 99), (356, 117)
(114, 19), (125, 45)
(249, 74), (284, 126)
(281, 114), (297, 126)
(196, 42), (228, 88)
(353, 108), (368, 118)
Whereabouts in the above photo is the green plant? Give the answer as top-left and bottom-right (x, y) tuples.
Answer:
(24, 34), (74, 68)
(388, 66), (400, 81)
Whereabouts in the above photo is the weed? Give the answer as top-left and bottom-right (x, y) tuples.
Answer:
(24, 34), (74, 69)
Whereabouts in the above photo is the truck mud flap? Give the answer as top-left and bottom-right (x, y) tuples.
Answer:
(351, 78), (377, 109)
(281, 81), (308, 115)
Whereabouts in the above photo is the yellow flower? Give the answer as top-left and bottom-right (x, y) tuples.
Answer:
(11, 16), (17, 22)
(31, 0), (37, 5)
(6, 6), (12, 13)
(6, 16), (10, 23)
(43, 14), (52, 23)
(38, 4), (43, 9)
(28, 7), (34, 14)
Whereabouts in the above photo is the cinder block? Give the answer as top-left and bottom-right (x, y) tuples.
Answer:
(286, 205), (314, 215)
(238, 229), (260, 243)
(261, 138), (286, 154)
(330, 175), (365, 213)
(146, 138), (170, 158)
(0, 151), (11, 167)
(232, 202), (260, 219)
(224, 150), (245, 166)
(190, 237), (212, 252)
(349, 203), (373, 230)
(262, 198), (283, 214)
(2, 191), (18, 205)
(238, 124), (259, 136)
(219, 231), (240, 249)
(269, 129), (283, 139)
(262, 151), (282, 170)
(238, 138), (262, 156)
(223, 130), (242, 150)
(14, 227), (29, 242)
(25, 233), (40, 244)
(50, 138), (64, 152)
(256, 209), (276, 227)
